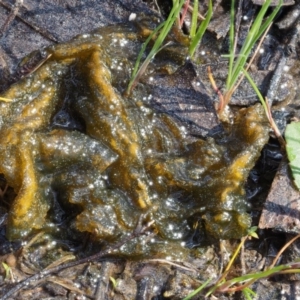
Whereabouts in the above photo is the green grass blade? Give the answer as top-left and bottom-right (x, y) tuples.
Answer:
(245, 287), (257, 297)
(242, 69), (268, 113)
(183, 278), (212, 300)
(243, 68), (285, 145)
(224, 264), (289, 288)
(152, 0), (183, 46)
(190, 0), (198, 39)
(226, 0), (235, 89)
(254, 0), (282, 39)
(234, 0), (272, 54)
(149, 0), (186, 54)
(229, 0), (282, 89)
(239, 0), (282, 59)
(242, 287), (256, 300)
(127, 21), (166, 89)
(189, 0), (212, 58)
(229, 0), (278, 89)
(126, 0), (185, 94)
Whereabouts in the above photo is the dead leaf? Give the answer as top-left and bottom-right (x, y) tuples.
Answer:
(259, 161), (300, 233)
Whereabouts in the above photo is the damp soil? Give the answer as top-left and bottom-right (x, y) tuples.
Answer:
(0, 0), (300, 299)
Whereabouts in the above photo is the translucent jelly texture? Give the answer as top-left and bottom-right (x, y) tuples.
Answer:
(0, 21), (269, 253)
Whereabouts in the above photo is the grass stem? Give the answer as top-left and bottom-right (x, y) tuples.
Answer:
(223, 0), (283, 111)
(126, 0), (186, 95)
(188, 0), (212, 57)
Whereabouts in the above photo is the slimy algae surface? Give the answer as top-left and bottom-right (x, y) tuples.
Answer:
(0, 20), (269, 256)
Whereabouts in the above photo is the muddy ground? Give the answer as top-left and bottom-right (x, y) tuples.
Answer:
(0, 0), (300, 299)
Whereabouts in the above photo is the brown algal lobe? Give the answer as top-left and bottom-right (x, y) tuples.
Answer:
(0, 21), (269, 255)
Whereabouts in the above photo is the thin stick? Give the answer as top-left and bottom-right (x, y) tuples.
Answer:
(25, 53), (52, 76)
(265, 98), (286, 147)
(0, 183), (8, 197)
(179, 0), (190, 27)
(220, 236), (248, 282)
(242, 70), (285, 146)
(240, 240), (246, 275)
(1, 218), (155, 300)
(0, 0), (23, 38)
(270, 233), (300, 269)
(0, 1), (59, 43)
(207, 66), (225, 112)
(187, 4), (205, 20)
(146, 259), (197, 273)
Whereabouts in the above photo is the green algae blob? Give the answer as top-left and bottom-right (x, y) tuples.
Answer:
(0, 20), (269, 256)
